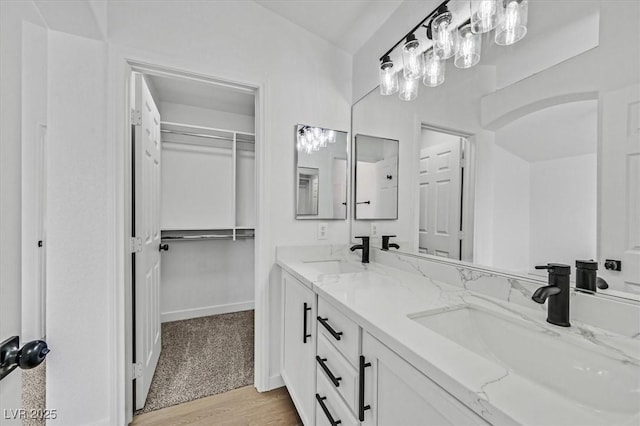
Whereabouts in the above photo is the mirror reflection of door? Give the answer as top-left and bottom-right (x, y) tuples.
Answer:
(419, 128), (465, 260)
(297, 167), (319, 216)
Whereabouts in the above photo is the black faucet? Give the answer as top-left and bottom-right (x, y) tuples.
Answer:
(576, 259), (609, 291)
(350, 236), (370, 263)
(575, 260), (598, 292)
(532, 263), (571, 327)
(381, 235), (400, 251)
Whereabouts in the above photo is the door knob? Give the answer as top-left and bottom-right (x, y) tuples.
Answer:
(0, 336), (50, 381)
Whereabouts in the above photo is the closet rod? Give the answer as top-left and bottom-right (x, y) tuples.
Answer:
(160, 120), (255, 137)
(161, 129), (254, 143)
(161, 234), (254, 241)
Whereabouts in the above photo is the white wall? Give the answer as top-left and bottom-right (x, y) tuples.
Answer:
(46, 30), (111, 426)
(488, 145), (530, 273)
(530, 154), (597, 274)
(0, 2), (48, 423)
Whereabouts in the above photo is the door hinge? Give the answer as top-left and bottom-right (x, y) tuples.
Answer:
(131, 109), (142, 126)
(130, 237), (142, 253)
(131, 362), (142, 380)
(458, 231), (465, 240)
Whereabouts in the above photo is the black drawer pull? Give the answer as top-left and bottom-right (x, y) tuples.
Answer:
(303, 303), (312, 344)
(316, 394), (342, 426)
(359, 355), (372, 421)
(317, 316), (343, 341)
(316, 356), (342, 387)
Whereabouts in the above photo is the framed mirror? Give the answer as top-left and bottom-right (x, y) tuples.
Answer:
(295, 124), (348, 219)
(351, 1), (640, 300)
(354, 135), (399, 220)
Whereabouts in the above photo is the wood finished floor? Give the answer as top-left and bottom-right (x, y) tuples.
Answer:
(131, 385), (301, 426)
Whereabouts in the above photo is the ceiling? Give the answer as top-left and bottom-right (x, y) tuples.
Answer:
(147, 74), (255, 116)
(496, 100), (598, 163)
(254, 0), (403, 54)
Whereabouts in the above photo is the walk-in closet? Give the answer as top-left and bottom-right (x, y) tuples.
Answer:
(130, 72), (256, 415)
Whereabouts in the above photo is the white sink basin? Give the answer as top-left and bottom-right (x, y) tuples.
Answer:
(409, 305), (640, 416)
(303, 260), (363, 275)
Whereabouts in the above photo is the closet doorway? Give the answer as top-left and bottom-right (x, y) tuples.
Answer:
(129, 69), (258, 415)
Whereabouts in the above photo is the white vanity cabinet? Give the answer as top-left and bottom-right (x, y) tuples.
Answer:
(281, 271), (317, 425)
(360, 332), (487, 426)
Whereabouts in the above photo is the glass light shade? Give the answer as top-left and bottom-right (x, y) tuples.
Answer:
(398, 75), (419, 101)
(423, 50), (445, 87)
(495, 0), (528, 45)
(431, 12), (458, 59)
(471, 0), (499, 34)
(455, 25), (481, 69)
(402, 35), (425, 80)
(379, 58), (399, 95)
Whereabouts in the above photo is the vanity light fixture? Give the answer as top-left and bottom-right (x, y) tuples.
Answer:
(470, 0), (499, 34)
(402, 34), (426, 80)
(431, 9), (459, 59)
(379, 55), (399, 95)
(297, 126), (336, 154)
(455, 24), (481, 69)
(398, 75), (419, 101)
(377, 0), (528, 101)
(423, 49), (445, 87)
(495, 0), (528, 45)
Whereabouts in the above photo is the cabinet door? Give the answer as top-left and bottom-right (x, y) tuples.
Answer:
(361, 332), (486, 426)
(281, 271), (316, 425)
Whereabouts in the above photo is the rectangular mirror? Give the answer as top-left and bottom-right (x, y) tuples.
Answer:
(351, 1), (640, 301)
(354, 135), (399, 219)
(295, 125), (348, 219)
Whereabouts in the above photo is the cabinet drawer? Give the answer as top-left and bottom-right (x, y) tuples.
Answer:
(316, 365), (359, 426)
(318, 297), (359, 366)
(317, 333), (358, 414)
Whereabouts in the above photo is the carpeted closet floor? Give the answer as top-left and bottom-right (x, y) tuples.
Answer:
(135, 310), (254, 415)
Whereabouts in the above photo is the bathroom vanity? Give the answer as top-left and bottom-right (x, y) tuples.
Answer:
(278, 245), (640, 426)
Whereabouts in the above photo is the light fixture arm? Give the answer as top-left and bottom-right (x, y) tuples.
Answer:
(379, 0), (451, 61)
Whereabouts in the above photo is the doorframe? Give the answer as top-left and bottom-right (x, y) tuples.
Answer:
(416, 123), (476, 263)
(107, 52), (271, 424)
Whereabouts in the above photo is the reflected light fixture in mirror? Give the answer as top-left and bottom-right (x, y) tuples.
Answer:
(432, 11), (459, 59)
(399, 75), (419, 101)
(297, 125), (336, 154)
(402, 34), (426, 80)
(379, 55), (399, 95)
(423, 49), (445, 87)
(470, 0), (499, 34)
(455, 24), (481, 69)
(495, 0), (528, 45)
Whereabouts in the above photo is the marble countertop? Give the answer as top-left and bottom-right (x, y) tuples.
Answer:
(277, 249), (640, 426)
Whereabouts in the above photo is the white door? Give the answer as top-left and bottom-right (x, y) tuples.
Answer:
(133, 74), (162, 410)
(361, 332), (485, 426)
(600, 84), (640, 292)
(419, 138), (463, 259)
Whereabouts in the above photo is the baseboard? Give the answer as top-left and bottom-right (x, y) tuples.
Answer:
(161, 300), (255, 323)
(267, 373), (284, 391)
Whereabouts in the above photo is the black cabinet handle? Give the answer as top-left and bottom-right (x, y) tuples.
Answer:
(316, 394), (342, 426)
(317, 317), (343, 341)
(159, 243), (169, 252)
(359, 355), (372, 421)
(303, 303), (311, 344)
(316, 356), (342, 387)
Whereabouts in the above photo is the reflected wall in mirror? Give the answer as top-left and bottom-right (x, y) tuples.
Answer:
(351, 1), (640, 299)
(354, 135), (399, 219)
(295, 125), (348, 219)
